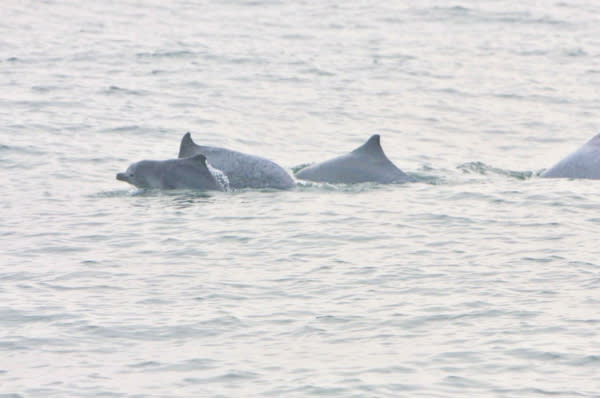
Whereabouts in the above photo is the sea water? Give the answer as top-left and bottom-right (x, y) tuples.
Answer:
(0, 0), (598, 396)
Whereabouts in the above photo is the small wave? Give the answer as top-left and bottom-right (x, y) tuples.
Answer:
(136, 50), (196, 59)
(440, 5), (470, 13)
(294, 180), (394, 192)
(183, 370), (259, 385)
(417, 5), (471, 18)
(492, 13), (567, 26)
(443, 374), (489, 388)
(76, 323), (221, 341)
(0, 143), (45, 156)
(489, 92), (569, 104)
(563, 48), (588, 57)
(566, 355), (600, 366)
(267, 385), (349, 397)
(99, 125), (142, 133)
(128, 361), (163, 369)
(103, 86), (150, 96)
(408, 171), (445, 185)
(89, 190), (134, 198)
(493, 387), (589, 397)
(152, 191), (221, 210)
(39, 282), (123, 291)
(91, 188), (217, 201)
(457, 161), (534, 180)
(414, 7), (569, 27)
(506, 348), (563, 361)
(281, 33), (315, 40)
(232, 0), (284, 7)
(31, 85), (60, 93)
(301, 67), (336, 76)
(127, 358), (216, 373)
(0, 307), (77, 325)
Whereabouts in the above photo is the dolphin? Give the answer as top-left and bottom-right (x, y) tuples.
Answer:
(178, 132), (295, 190)
(116, 154), (224, 190)
(295, 134), (415, 184)
(542, 134), (600, 179)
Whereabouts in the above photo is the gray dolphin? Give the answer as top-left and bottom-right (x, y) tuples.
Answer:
(116, 154), (224, 190)
(295, 134), (415, 184)
(542, 134), (600, 180)
(178, 132), (295, 190)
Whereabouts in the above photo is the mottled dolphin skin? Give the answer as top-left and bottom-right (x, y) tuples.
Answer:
(542, 134), (600, 180)
(178, 132), (295, 190)
(116, 154), (224, 190)
(295, 134), (415, 184)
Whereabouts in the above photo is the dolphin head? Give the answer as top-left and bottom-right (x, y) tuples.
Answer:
(116, 164), (134, 184)
(116, 161), (153, 188)
(116, 171), (131, 183)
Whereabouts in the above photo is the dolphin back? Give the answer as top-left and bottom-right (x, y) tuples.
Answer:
(542, 134), (600, 179)
(177, 132), (295, 189)
(296, 135), (414, 184)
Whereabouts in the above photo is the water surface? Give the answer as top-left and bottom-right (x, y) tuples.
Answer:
(0, 0), (599, 396)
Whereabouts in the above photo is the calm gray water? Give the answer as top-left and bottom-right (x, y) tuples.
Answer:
(1, 0), (599, 397)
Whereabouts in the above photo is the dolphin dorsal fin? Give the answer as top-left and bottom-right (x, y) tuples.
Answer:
(179, 132), (198, 158)
(189, 153), (207, 165)
(352, 134), (385, 157)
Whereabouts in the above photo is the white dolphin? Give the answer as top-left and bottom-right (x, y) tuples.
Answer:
(116, 154), (224, 191)
(542, 134), (600, 180)
(178, 132), (295, 190)
(295, 134), (415, 184)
